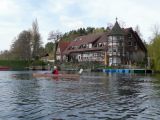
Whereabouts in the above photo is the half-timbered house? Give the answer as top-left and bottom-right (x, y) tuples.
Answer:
(57, 20), (147, 66)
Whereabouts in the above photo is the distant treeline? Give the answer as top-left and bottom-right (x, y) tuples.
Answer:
(62, 27), (110, 41)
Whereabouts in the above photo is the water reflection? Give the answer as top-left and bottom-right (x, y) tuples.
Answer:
(0, 71), (160, 119)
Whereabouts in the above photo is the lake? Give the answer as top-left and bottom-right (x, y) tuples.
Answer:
(0, 71), (160, 120)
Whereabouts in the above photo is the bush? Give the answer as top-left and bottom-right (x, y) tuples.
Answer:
(0, 60), (46, 70)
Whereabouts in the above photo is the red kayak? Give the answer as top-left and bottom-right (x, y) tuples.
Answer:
(33, 73), (80, 79)
(0, 66), (11, 71)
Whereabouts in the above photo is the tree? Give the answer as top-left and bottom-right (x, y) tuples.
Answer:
(86, 27), (95, 34)
(11, 30), (32, 60)
(0, 50), (11, 60)
(147, 24), (160, 70)
(48, 30), (62, 61)
(152, 24), (160, 39)
(45, 42), (54, 53)
(78, 28), (86, 35)
(132, 51), (145, 64)
(31, 19), (42, 59)
(93, 27), (106, 33)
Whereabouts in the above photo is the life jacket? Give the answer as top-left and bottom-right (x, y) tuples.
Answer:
(52, 69), (59, 75)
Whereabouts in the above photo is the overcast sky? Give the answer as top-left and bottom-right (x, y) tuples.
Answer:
(0, 0), (159, 51)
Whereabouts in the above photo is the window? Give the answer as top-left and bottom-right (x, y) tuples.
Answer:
(82, 44), (86, 48)
(89, 44), (92, 48)
(99, 43), (102, 47)
(128, 41), (132, 46)
(108, 36), (112, 41)
(108, 48), (112, 52)
(94, 44), (98, 47)
(113, 36), (117, 41)
(128, 34), (132, 38)
(86, 44), (89, 48)
(113, 49), (117, 52)
(94, 53), (97, 57)
(120, 36), (124, 40)
(134, 42), (137, 50)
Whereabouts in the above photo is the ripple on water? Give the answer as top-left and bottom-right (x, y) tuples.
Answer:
(1, 72), (160, 119)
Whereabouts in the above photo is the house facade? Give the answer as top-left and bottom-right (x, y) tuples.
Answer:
(56, 41), (70, 61)
(57, 20), (147, 66)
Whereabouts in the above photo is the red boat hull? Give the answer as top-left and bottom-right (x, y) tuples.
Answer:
(0, 66), (11, 71)
(33, 73), (80, 79)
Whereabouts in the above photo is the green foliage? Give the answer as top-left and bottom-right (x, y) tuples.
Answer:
(45, 42), (54, 53)
(0, 60), (30, 69)
(31, 19), (42, 59)
(61, 27), (108, 42)
(0, 60), (47, 70)
(59, 61), (107, 70)
(30, 60), (46, 66)
(10, 30), (32, 60)
(148, 35), (160, 71)
(0, 19), (44, 61)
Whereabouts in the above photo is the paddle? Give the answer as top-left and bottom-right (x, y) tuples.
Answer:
(78, 68), (83, 75)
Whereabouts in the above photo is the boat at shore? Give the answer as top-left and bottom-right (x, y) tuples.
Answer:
(32, 73), (80, 79)
(0, 66), (11, 71)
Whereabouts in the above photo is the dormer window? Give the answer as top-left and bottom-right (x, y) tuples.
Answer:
(99, 43), (102, 47)
(86, 44), (89, 48)
(82, 44), (86, 48)
(70, 46), (74, 49)
(94, 44), (97, 47)
(89, 43), (92, 48)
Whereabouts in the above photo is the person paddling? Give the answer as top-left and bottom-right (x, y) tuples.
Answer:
(52, 66), (59, 75)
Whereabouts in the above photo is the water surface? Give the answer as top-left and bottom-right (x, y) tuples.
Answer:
(0, 71), (160, 120)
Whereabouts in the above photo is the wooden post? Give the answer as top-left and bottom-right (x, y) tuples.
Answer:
(104, 51), (107, 68)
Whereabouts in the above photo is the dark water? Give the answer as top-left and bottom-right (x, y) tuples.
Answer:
(0, 71), (160, 120)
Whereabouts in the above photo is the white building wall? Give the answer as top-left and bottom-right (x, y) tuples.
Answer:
(57, 55), (61, 60)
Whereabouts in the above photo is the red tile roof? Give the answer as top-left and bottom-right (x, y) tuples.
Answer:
(58, 41), (71, 53)
(61, 27), (147, 55)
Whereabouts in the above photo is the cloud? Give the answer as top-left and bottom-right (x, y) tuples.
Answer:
(47, 0), (76, 14)
(0, 0), (20, 16)
(60, 16), (84, 30)
(1, 0), (160, 51)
